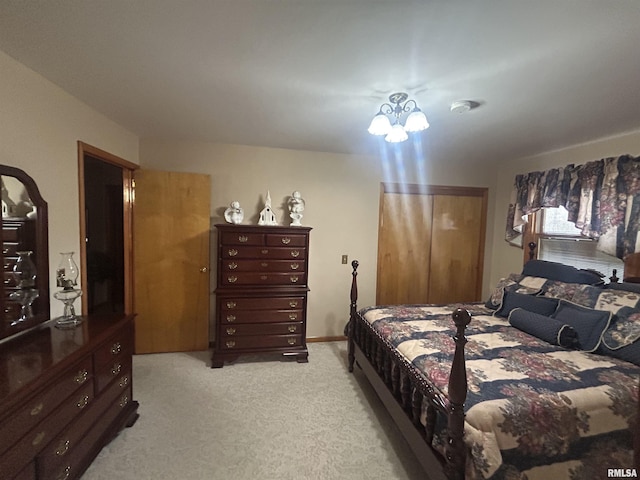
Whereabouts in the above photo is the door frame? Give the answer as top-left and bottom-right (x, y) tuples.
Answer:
(77, 141), (139, 315)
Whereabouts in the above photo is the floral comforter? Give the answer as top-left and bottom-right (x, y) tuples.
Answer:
(359, 303), (639, 480)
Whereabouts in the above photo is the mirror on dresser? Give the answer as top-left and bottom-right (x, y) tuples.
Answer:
(0, 164), (50, 342)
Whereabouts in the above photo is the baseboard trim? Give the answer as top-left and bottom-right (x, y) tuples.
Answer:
(306, 336), (347, 343)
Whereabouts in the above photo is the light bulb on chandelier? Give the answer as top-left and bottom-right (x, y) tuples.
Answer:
(367, 92), (429, 143)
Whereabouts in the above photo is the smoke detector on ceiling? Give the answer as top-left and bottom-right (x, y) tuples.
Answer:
(450, 100), (473, 114)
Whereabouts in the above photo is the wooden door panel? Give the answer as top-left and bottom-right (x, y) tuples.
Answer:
(133, 170), (211, 353)
(376, 193), (433, 304)
(428, 195), (484, 303)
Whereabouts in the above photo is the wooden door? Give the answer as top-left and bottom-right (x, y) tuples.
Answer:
(376, 190), (433, 304)
(376, 183), (487, 305)
(133, 169), (211, 353)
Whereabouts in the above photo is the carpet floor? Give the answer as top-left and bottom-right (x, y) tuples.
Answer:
(81, 341), (426, 480)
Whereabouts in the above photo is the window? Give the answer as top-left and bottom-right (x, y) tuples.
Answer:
(528, 207), (623, 280)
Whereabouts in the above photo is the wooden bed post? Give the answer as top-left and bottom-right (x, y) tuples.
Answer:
(347, 260), (359, 372)
(445, 308), (471, 480)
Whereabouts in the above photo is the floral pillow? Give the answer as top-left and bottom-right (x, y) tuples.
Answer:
(485, 274), (545, 310)
(541, 280), (586, 302)
(572, 284), (640, 313)
(602, 307), (640, 349)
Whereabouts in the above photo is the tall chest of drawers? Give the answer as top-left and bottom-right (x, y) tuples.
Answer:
(212, 224), (311, 368)
(0, 314), (139, 480)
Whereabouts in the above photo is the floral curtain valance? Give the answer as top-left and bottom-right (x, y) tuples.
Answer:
(505, 154), (640, 259)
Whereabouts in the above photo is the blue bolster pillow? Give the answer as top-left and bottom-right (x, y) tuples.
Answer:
(509, 308), (579, 349)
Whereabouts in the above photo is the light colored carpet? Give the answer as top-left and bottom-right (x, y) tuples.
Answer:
(81, 341), (426, 480)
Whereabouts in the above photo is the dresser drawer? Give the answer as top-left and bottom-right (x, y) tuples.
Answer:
(38, 371), (131, 478)
(0, 356), (93, 457)
(2, 242), (20, 257)
(222, 246), (306, 260)
(221, 296), (304, 311)
(221, 334), (303, 350)
(222, 272), (306, 286)
(95, 354), (132, 393)
(0, 382), (94, 480)
(265, 234), (306, 247)
(220, 231), (264, 245)
(222, 259), (304, 273)
(94, 329), (133, 371)
(42, 385), (132, 480)
(220, 309), (303, 325)
(222, 322), (303, 336)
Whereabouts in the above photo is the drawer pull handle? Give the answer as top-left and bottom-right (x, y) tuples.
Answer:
(56, 439), (70, 456)
(32, 431), (46, 446)
(260, 275), (268, 280)
(111, 342), (122, 355)
(261, 262), (268, 268)
(77, 395), (90, 410)
(261, 249), (269, 255)
(289, 314), (297, 320)
(4, 307), (11, 313)
(226, 340), (236, 348)
(290, 250), (300, 258)
(290, 276), (299, 283)
(287, 338), (296, 345)
(228, 249), (238, 257)
(226, 301), (236, 309)
(226, 314), (236, 322)
(74, 369), (88, 384)
(228, 262), (238, 270)
(288, 325), (297, 333)
(281, 237), (291, 245)
(30, 402), (44, 416)
(119, 375), (130, 388)
(289, 301), (298, 308)
(4, 278), (10, 285)
(2, 248), (8, 254)
(290, 263), (299, 270)
(119, 395), (129, 408)
(227, 275), (237, 283)
(238, 235), (249, 243)
(57, 466), (71, 480)
(112, 362), (122, 375)
(226, 327), (236, 335)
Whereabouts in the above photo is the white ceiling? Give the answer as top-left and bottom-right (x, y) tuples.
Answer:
(1, 1), (640, 165)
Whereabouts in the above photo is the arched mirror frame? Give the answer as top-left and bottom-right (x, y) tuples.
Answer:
(0, 164), (50, 342)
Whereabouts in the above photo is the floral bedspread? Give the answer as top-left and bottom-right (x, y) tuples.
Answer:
(359, 303), (639, 480)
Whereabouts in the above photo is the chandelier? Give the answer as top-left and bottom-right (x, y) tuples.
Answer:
(367, 92), (429, 143)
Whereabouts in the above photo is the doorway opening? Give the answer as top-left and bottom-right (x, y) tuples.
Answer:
(78, 142), (137, 316)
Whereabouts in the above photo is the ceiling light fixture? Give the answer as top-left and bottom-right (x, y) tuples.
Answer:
(368, 92), (429, 143)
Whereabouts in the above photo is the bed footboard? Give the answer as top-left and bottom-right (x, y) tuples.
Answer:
(346, 260), (469, 480)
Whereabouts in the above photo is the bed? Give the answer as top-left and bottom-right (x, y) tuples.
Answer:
(346, 260), (640, 480)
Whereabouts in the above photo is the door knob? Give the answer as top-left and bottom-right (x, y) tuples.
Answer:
(200, 267), (209, 273)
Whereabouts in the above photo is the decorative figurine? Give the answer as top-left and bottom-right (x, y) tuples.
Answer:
(258, 191), (278, 225)
(224, 201), (244, 224)
(288, 191), (305, 226)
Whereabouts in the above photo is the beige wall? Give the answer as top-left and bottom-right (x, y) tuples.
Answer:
(0, 50), (139, 317)
(489, 130), (640, 288)
(139, 141), (495, 338)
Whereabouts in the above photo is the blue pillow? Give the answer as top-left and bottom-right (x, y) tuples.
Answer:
(598, 341), (640, 366)
(606, 282), (640, 294)
(522, 259), (604, 285)
(551, 300), (612, 352)
(495, 290), (559, 318)
(509, 308), (579, 348)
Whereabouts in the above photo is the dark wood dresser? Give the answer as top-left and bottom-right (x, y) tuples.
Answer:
(212, 224), (311, 368)
(0, 314), (139, 480)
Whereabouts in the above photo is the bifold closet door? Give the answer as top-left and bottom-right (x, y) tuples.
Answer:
(376, 183), (487, 306)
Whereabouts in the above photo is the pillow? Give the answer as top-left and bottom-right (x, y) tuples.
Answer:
(606, 282), (640, 294)
(598, 340), (640, 366)
(602, 306), (640, 350)
(542, 280), (587, 302)
(485, 274), (522, 309)
(551, 300), (612, 352)
(522, 259), (604, 285)
(508, 308), (579, 349)
(494, 290), (559, 318)
(572, 285), (640, 313)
